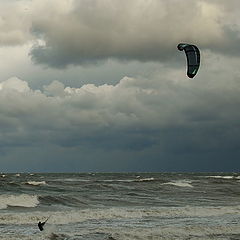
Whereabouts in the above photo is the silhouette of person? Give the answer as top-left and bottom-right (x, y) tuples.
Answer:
(38, 221), (46, 231)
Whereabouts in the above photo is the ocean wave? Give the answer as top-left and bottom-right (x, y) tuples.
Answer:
(109, 226), (240, 240)
(25, 181), (47, 186)
(56, 205), (240, 223)
(135, 177), (155, 182)
(207, 175), (240, 180)
(38, 195), (87, 207)
(96, 179), (135, 183)
(54, 178), (91, 182)
(162, 180), (193, 188)
(106, 224), (240, 240)
(0, 194), (39, 209)
(208, 175), (234, 179)
(94, 177), (156, 183)
(1, 205), (240, 225)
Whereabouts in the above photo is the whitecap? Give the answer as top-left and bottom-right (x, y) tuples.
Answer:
(26, 181), (46, 186)
(208, 175), (234, 179)
(0, 194), (39, 209)
(100, 179), (135, 183)
(1, 205), (240, 225)
(100, 178), (155, 183)
(137, 177), (155, 182)
(163, 180), (193, 188)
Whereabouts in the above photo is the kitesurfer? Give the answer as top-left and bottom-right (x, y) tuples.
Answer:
(38, 221), (45, 231)
(38, 216), (50, 231)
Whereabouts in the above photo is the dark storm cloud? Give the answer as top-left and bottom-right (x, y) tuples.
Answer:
(28, 0), (240, 68)
(2, 0), (240, 67)
(0, 64), (240, 171)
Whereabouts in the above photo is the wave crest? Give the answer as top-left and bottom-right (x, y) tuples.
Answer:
(0, 194), (39, 209)
(26, 181), (46, 186)
(163, 180), (193, 188)
(208, 175), (240, 180)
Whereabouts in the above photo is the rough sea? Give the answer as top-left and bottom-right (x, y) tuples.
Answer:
(0, 173), (240, 240)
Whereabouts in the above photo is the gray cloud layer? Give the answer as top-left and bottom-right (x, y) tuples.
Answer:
(29, 0), (240, 67)
(1, 0), (240, 68)
(0, 56), (240, 171)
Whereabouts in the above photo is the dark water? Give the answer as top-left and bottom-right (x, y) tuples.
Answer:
(0, 172), (240, 239)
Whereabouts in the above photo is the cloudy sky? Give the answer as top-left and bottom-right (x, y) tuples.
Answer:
(0, 0), (240, 172)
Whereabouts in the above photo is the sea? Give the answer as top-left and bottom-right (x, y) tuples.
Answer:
(0, 173), (240, 240)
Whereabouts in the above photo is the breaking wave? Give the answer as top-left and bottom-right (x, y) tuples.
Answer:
(208, 175), (240, 180)
(163, 180), (193, 188)
(25, 181), (47, 186)
(1, 205), (240, 224)
(0, 194), (39, 209)
(135, 177), (155, 182)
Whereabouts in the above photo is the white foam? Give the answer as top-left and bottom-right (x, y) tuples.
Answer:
(163, 180), (193, 188)
(26, 181), (46, 186)
(102, 179), (135, 182)
(54, 178), (91, 182)
(1, 205), (240, 225)
(208, 175), (234, 179)
(0, 194), (39, 209)
(136, 177), (155, 182)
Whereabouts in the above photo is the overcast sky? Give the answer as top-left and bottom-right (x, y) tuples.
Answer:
(0, 0), (240, 172)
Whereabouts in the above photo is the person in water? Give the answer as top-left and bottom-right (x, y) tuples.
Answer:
(38, 221), (46, 231)
(38, 216), (51, 231)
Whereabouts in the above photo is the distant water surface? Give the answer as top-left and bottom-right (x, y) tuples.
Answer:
(0, 172), (240, 239)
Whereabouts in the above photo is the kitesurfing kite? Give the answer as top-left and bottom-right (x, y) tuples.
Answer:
(177, 43), (200, 78)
